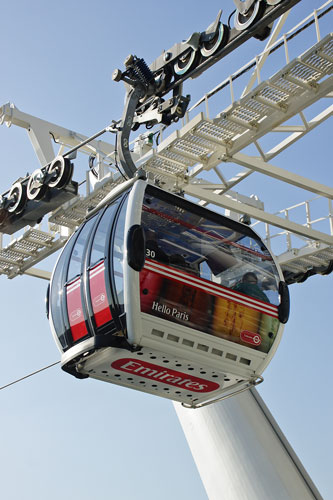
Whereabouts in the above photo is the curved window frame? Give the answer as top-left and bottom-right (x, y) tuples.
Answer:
(109, 193), (130, 327)
(64, 215), (98, 345)
(84, 197), (123, 335)
(50, 232), (77, 350)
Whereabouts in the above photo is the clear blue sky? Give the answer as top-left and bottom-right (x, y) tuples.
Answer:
(0, 1), (332, 499)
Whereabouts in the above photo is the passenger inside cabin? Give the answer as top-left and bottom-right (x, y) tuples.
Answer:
(233, 272), (270, 303)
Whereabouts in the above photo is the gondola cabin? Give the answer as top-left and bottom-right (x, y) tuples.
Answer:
(48, 175), (289, 407)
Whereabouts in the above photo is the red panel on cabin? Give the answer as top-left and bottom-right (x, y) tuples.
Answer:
(66, 277), (88, 341)
(89, 261), (112, 327)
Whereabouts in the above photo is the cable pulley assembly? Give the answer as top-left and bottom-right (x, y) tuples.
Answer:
(112, 0), (301, 179)
(0, 0), (302, 233)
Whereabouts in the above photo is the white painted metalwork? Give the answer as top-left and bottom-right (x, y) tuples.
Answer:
(174, 389), (323, 500)
(0, 3), (331, 281)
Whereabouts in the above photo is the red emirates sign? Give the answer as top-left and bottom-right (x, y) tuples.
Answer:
(111, 358), (220, 393)
(240, 330), (262, 346)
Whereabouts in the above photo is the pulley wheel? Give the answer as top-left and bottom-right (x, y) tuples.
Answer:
(174, 49), (197, 76)
(27, 169), (48, 201)
(200, 24), (228, 58)
(154, 67), (173, 94)
(7, 181), (27, 214)
(47, 156), (73, 189)
(234, 0), (263, 31)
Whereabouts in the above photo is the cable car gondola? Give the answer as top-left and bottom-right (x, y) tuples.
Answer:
(48, 172), (289, 407)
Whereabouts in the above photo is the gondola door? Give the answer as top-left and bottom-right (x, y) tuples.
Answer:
(86, 199), (122, 336)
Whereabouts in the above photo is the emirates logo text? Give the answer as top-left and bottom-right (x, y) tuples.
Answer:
(111, 358), (220, 393)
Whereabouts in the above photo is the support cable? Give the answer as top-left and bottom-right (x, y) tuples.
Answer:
(0, 361), (60, 391)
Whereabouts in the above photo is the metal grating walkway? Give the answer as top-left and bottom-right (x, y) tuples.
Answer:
(141, 34), (333, 179)
(0, 31), (332, 279)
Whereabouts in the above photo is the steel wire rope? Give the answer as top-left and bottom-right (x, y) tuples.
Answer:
(0, 361), (60, 391)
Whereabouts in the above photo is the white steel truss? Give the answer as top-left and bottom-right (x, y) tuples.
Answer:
(0, 2), (332, 281)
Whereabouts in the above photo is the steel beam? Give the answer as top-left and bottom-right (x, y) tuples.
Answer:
(0, 103), (115, 166)
(230, 152), (333, 199)
(184, 183), (333, 245)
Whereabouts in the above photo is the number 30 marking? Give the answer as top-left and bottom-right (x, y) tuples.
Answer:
(146, 249), (156, 259)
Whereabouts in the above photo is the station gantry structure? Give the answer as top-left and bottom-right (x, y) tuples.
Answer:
(0, 1), (332, 285)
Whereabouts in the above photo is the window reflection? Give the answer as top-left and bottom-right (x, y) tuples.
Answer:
(67, 216), (96, 281)
(90, 200), (120, 266)
(50, 242), (74, 349)
(142, 193), (280, 305)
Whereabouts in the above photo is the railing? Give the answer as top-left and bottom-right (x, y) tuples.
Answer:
(186, 0), (333, 120)
(253, 195), (333, 254)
